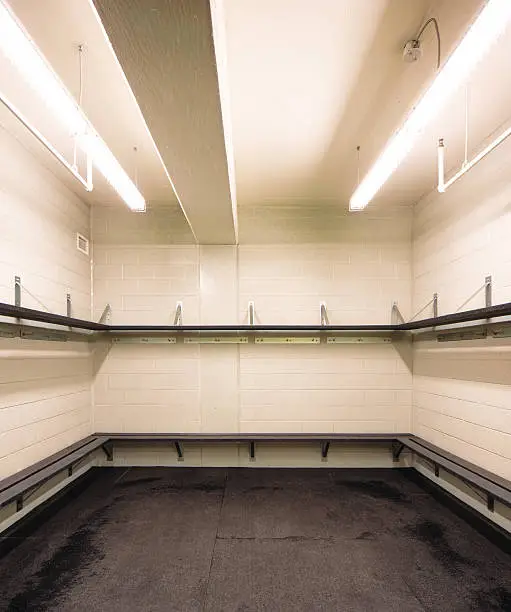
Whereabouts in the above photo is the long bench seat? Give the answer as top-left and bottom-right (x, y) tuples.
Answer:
(395, 435), (511, 509)
(1, 433), (509, 521)
(101, 432), (407, 462)
(0, 435), (110, 510)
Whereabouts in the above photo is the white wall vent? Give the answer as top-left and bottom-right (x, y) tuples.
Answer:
(76, 233), (90, 255)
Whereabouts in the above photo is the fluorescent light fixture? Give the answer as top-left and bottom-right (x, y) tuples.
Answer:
(349, 0), (511, 211)
(79, 133), (145, 211)
(0, 0), (145, 211)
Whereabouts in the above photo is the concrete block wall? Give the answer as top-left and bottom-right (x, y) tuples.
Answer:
(412, 140), (511, 480)
(0, 125), (92, 478)
(92, 202), (413, 443)
(0, 339), (92, 478)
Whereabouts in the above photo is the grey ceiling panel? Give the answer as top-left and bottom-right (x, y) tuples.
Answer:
(92, 0), (236, 244)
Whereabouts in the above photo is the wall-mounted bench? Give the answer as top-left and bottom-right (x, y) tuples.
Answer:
(100, 432), (406, 462)
(0, 433), (403, 517)
(1, 433), (509, 524)
(394, 435), (511, 511)
(0, 435), (110, 512)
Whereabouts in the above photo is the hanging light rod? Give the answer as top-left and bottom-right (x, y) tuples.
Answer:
(0, 0), (145, 212)
(0, 89), (93, 191)
(349, 0), (511, 212)
(438, 124), (511, 192)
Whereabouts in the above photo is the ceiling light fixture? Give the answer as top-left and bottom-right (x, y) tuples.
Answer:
(0, 0), (145, 211)
(349, 0), (511, 211)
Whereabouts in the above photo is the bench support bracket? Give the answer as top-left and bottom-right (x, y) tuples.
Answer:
(392, 441), (405, 462)
(321, 441), (330, 461)
(487, 494), (495, 512)
(174, 441), (184, 461)
(102, 442), (114, 462)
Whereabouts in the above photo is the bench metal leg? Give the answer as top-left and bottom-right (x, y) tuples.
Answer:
(174, 441), (184, 461)
(16, 496), (23, 512)
(392, 441), (405, 462)
(102, 442), (114, 462)
(249, 441), (255, 461)
(434, 463), (440, 477)
(321, 441), (330, 461)
(487, 494), (495, 512)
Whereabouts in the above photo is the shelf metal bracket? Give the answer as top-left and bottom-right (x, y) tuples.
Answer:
(14, 276), (21, 307)
(174, 301), (183, 326)
(248, 301), (255, 326)
(98, 304), (111, 324)
(485, 276), (492, 308)
(433, 293), (438, 318)
(391, 302), (405, 325)
(321, 441), (330, 461)
(320, 302), (329, 326)
(66, 293), (72, 318)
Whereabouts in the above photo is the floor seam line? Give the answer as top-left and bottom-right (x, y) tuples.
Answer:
(113, 467), (131, 485)
(200, 470), (227, 612)
(372, 531), (429, 612)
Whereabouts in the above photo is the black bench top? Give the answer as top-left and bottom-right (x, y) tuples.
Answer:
(397, 436), (511, 505)
(102, 432), (406, 442)
(0, 436), (109, 508)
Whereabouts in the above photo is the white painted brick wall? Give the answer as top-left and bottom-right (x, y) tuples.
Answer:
(0, 126), (91, 318)
(412, 141), (511, 479)
(239, 344), (411, 434)
(92, 203), (413, 437)
(0, 126), (92, 477)
(238, 243), (411, 325)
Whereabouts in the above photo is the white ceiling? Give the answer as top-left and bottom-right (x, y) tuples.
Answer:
(222, 0), (389, 204)
(223, 0), (488, 208)
(2, 0), (511, 241)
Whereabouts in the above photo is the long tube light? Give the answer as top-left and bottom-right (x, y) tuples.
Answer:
(0, 0), (145, 211)
(349, 0), (511, 211)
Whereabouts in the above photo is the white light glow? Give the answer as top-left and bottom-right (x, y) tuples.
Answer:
(349, 0), (511, 211)
(0, 0), (145, 212)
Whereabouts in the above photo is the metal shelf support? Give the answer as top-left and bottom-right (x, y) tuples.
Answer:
(320, 302), (329, 326)
(485, 276), (492, 308)
(174, 302), (183, 326)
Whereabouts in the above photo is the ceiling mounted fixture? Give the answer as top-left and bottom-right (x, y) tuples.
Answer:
(403, 18), (441, 68)
(0, 0), (145, 211)
(349, 0), (511, 212)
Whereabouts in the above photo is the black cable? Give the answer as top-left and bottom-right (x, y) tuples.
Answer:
(416, 17), (441, 69)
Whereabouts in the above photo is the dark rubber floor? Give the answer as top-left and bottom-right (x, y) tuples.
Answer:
(0, 467), (509, 611)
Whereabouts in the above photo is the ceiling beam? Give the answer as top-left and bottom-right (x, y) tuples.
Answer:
(92, 0), (237, 244)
